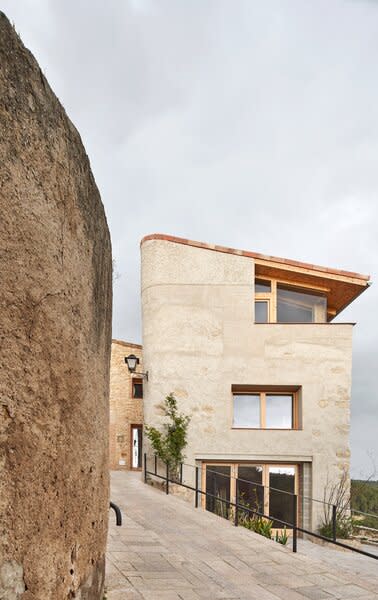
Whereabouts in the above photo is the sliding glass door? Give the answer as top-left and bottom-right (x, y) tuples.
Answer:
(236, 465), (264, 514)
(204, 463), (299, 530)
(268, 466), (296, 528)
(205, 465), (231, 518)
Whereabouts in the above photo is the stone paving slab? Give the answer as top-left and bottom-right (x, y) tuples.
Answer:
(106, 472), (378, 600)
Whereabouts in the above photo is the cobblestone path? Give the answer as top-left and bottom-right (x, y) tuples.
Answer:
(106, 471), (378, 600)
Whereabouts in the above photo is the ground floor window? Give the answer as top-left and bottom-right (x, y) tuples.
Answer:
(203, 462), (298, 529)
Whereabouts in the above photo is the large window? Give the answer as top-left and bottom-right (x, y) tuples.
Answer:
(233, 391), (298, 429)
(204, 463), (298, 530)
(255, 278), (327, 323)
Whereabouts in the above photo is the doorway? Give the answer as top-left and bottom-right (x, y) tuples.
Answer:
(130, 425), (143, 470)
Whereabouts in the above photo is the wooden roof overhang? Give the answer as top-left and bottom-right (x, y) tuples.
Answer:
(141, 234), (371, 320)
(254, 259), (370, 321)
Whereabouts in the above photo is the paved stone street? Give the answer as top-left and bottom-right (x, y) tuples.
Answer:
(106, 471), (378, 600)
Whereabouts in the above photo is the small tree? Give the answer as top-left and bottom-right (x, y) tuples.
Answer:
(145, 394), (190, 479)
(320, 460), (377, 539)
(320, 467), (354, 539)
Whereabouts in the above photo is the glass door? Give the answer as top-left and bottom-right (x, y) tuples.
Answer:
(205, 465), (231, 519)
(236, 465), (264, 516)
(131, 425), (142, 469)
(203, 462), (299, 530)
(268, 466), (296, 529)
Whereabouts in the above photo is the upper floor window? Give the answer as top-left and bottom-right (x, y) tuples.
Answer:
(132, 378), (143, 399)
(254, 278), (327, 323)
(232, 390), (300, 430)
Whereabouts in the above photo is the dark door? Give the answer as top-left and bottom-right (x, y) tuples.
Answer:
(205, 465), (231, 519)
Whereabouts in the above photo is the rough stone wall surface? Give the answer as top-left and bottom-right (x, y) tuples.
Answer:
(109, 341), (143, 470)
(141, 239), (354, 531)
(0, 13), (112, 600)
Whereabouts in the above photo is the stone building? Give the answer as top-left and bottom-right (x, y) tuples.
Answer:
(109, 340), (144, 470)
(140, 234), (370, 532)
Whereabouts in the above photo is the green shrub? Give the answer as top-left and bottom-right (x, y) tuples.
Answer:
(319, 468), (357, 540)
(357, 515), (378, 529)
(145, 394), (190, 480)
(275, 527), (288, 545)
(244, 516), (273, 539)
(351, 479), (378, 514)
(319, 516), (355, 539)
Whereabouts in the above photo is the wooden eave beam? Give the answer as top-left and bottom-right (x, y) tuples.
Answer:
(254, 259), (370, 319)
(254, 258), (369, 286)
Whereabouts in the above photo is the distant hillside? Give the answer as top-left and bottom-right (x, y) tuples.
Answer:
(351, 480), (378, 528)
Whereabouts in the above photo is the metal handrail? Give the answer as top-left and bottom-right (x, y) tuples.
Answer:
(110, 501), (122, 526)
(144, 454), (378, 561)
(351, 508), (378, 520)
(181, 461), (335, 506)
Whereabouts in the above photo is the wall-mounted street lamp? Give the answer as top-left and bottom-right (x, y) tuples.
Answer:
(124, 354), (148, 381)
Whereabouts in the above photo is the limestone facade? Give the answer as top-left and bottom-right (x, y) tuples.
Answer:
(141, 235), (370, 531)
(109, 341), (144, 470)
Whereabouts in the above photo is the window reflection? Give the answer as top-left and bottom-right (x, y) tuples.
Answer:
(255, 301), (268, 323)
(206, 466), (231, 518)
(269, 467), (295, 528)
(233, 395), (260, 428)
(277, 284), (326, 323)
(255, 279), (271, 293)
(204, 463), (299, 530)
(265, 395), (293, 429)
(237, 465), (264, 516)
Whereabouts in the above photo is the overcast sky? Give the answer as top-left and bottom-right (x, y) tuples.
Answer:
(2, 0), (377, 477)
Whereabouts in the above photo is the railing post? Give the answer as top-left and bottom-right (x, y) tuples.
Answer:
(154, 454), (157, 476)
(195, 466), (199, 508)
(166, 462), (169, 495)
(180, 462), (183, 485)
(332, 504), (337, 542)
(144, 453), (147, 483)
(292, 494), (297, 553)
(234, 486), (239, 527)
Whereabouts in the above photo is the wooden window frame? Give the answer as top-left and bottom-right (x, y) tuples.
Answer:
(131, 377), (143, 399)
(232, 390), (300, 430)
(201, 462), (237, 510)
(254, 299), (271, 323)
(202, 461), (299, 531)
(254, 277), (328, 323)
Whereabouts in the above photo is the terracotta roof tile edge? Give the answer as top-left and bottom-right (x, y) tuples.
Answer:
(112, 339), (142, 349)
(140, 234), (370, 282)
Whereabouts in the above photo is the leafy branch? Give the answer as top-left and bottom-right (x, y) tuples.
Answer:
(145, 394), (190, 479)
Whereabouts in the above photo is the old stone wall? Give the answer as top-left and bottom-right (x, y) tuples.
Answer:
(0, 12), (112, 600)
(109, 341), (143, 470)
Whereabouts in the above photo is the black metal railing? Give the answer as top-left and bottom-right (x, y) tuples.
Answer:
(110, 501), (122, 526)
(144, 454), (378, 560)
(351, 507), (378, 526)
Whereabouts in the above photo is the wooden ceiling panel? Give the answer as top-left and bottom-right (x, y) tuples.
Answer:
(254, 262), (369, 321)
